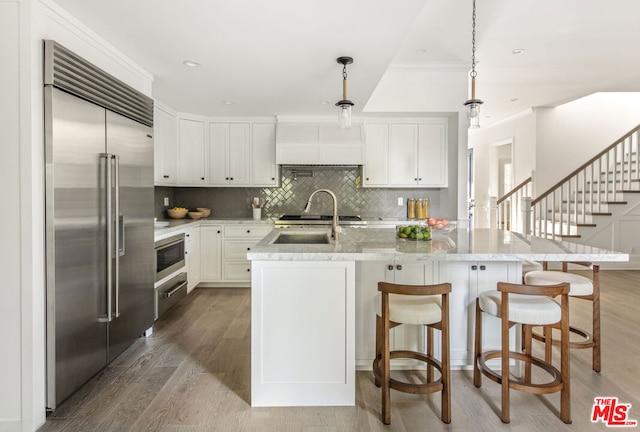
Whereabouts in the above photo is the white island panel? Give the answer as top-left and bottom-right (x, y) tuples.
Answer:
(251, 261), (355, 407)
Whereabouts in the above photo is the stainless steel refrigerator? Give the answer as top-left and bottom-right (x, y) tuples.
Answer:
(44, 40), (155, 410)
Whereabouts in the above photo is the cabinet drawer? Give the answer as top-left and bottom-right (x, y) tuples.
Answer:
(223, 260), (252, 281)
(224, 224), (273, 238)
(224, 240), (257, 260)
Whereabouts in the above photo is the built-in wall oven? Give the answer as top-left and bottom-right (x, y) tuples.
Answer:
(154, 233), (187, 320)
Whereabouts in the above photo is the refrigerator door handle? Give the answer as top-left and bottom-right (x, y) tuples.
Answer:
(113, 155), (121, 318)
(100, 153), (114, 323)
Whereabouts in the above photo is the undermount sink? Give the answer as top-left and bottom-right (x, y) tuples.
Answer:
(273, 233), (330, 244)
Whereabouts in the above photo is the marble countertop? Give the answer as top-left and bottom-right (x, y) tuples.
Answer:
(247, 227), (629, 262)
(154, 217), (275, 237)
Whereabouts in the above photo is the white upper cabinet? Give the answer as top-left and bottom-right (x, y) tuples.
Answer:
(252, 123), (279, 186)
(153, 106), (178, 185)
(158, 116), (277, 187)
(389, 124), (419, 186)
(276, 121), (365, 165)
(362, 124), (389, 186)
(363, 119), (448, 188)
(177, 118), (206, 185)
(208, 122), (251, 186)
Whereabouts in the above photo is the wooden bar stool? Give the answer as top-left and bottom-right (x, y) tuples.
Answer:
(525, 261), (601, 372)
(473, 281), (571, 424)
(372, 282), (451, 425)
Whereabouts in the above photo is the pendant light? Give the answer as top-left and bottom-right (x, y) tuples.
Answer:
(335, 56), (354, 130)
(463, 0), (483, 128)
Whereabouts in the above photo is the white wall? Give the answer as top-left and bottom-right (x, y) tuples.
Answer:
(1, 2), (26, 430)
(468, 110), (537, 227)
(2, 1), (154, 430)
(535, 92), (640, 192)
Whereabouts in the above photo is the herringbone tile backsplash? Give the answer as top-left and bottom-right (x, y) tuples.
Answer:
(156, 167), (446, 220)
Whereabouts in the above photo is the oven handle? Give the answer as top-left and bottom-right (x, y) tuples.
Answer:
(165, 280), (188, 298)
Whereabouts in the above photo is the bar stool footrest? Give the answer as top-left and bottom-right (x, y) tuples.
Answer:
(373, 350), (444, 395)
(531, 325), (594, 349)
(477, 350), (564, 394)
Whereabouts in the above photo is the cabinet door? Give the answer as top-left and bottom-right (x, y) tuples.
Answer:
(178, 118), (206, 185)
(362, 124), (389, 186)
(417, 122), (447, 187)
(438, 261), (473, 366)
(252, 123), (278, 186)
(388, 124), (418, 186)
(228, 123), (251, 185)
(185, 227), (201, 292)
(153, 107), (178, 185)
(208, 123), (229, 185)
(355, 262), (387, 367)
(200, 226), (222, 281)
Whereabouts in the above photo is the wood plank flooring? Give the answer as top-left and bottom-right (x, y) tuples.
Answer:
(39, 271), (640, 432)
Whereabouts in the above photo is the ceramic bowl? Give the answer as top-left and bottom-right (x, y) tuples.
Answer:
(167, 208), (188, 219)
(188, 211), (204, 220)
(196, 207), (211, 218)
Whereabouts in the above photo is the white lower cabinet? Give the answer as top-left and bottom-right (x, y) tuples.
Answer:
(184, 227), (201, 292)
(222, 224), (274, 282)
(437, 261), (520, 366)
(200, 226), (223, 282)
(355, 261), (436, 369)
(355, 260), (520, 369)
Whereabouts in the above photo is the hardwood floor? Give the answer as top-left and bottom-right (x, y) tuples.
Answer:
(39, 271), (640, 432)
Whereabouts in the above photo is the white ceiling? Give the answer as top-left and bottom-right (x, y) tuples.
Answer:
(53, 0), (640, 125)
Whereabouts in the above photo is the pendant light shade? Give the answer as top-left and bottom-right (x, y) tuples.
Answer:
(336, 56), (354, 130)
(463, 0), (483, 128)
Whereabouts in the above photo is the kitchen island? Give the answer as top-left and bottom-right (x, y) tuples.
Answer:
(247, 227), (628, 407)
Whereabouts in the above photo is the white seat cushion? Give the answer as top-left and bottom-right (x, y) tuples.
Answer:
(522, 260), (543, 274)
(478, 290), (561, 325)
(524, 270), (593, 296)
(374, 294), (442, 325)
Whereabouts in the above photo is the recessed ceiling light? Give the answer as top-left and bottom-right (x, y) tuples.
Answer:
(512, 49), (525, 54)
(223, 101), (234, 105)
(183, 60), (201, 67)
(319, 101), (330, 105)
(415, 49), (428, 55)
(510, 98), (519, 102)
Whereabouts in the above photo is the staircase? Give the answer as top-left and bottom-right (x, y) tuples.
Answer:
(497, 124), (640, 243)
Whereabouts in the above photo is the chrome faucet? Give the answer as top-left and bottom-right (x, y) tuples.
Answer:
(304, 189), (341, 241)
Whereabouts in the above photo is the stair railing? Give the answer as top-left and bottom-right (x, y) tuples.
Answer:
(531, 124), (640, 239)
(496, 177), (532, 234)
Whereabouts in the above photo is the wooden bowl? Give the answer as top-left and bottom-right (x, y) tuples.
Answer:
(196, 207), (211, 217)
(167, 208), (188, 219)
(188, 211), (204, 220)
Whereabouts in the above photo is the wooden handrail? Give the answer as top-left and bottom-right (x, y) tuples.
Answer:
(497, 177), (532, 205)
(532, 123), (640, 206)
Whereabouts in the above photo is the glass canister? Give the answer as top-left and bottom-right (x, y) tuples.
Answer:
(422, 198), (430, 219)
(416, 198), (425, 219)
(407, 198), (416, 219)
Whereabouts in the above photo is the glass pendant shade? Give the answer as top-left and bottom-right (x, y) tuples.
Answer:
(337, 103), (352, 130)
(464, 99), (483, 128)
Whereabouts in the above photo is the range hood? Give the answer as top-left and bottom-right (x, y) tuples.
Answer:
(276, 120), (365, 165)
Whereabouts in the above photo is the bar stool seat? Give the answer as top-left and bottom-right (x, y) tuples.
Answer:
(524, 262), (600, 372)
(474, 282), (571, 424)
(372, 282), (451, 425)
